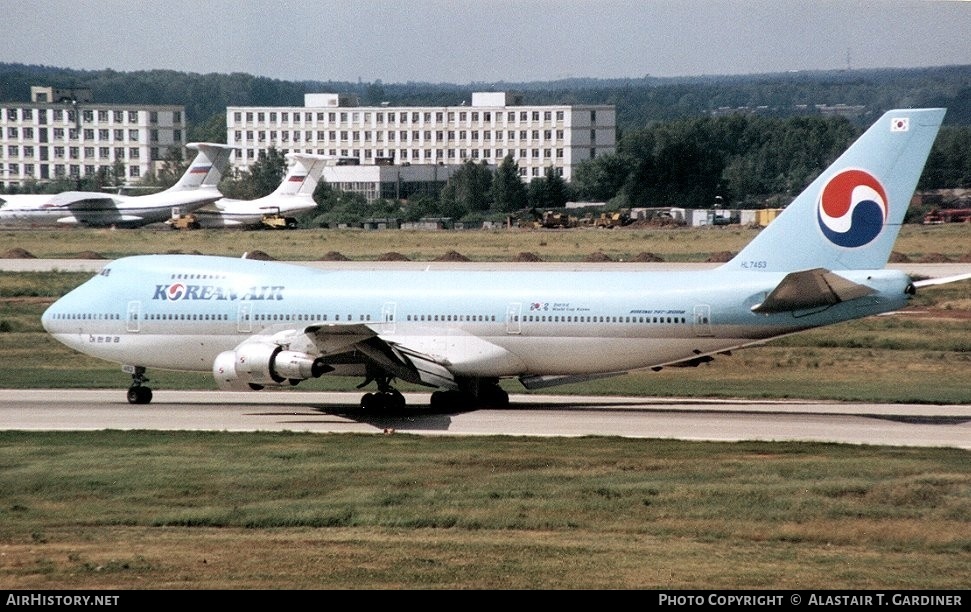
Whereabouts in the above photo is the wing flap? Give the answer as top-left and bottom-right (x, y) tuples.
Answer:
(752, 268), (875, 314)
(304, 322), (378, 354)
(301, 323), (457, 388)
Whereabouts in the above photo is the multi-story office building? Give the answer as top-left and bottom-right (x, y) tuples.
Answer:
(0, 86), (186, 189)
(227, 92), (616, 183)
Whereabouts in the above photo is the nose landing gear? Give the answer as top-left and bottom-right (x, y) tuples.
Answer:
(124, 365), (153, 405)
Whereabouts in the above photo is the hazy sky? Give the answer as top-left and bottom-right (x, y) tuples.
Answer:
(3, 0), (970, 84)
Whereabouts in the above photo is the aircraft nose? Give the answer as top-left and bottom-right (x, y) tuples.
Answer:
(41, 300), (58, 333)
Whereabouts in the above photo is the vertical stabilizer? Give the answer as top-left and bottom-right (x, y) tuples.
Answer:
(271, 154), (337, 197)
(721, 108), (945, 272)
(170, 143), (234, 190)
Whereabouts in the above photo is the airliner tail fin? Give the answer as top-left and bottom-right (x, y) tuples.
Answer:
(171, 143), (234, 190)
(722, 108), (946, 272)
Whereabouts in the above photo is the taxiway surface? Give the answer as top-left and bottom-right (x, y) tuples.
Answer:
(2, 390), (968, 449)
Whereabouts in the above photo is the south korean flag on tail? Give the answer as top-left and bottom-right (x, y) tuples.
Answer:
(890, 117), (909, 132)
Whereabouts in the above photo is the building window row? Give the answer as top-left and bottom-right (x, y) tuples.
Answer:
(233, 128), (566, 144)
(3, 108), (182, 125)
(233, 146), (567, 164)
(233, 109), (566, 127)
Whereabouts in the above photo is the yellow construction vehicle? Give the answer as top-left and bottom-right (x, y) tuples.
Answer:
(260, 208), (300, 229)
(167, 213), (200, 230)
(593, 210), (632, 229)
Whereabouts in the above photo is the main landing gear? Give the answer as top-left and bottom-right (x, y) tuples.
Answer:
(358, 371), (406, 411)
(357, 374), (510, 413)
(429, 380), (509, 412)
(125, 365), (153, 405)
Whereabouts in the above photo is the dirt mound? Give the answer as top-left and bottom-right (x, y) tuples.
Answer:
(435, 250), (470, 262)
(632, 252), (664, 262)
(74, 251), (106, 259)
(513, 252), (543, 262)
(165, 249), (204, 255)
(378, 252), (410, 261)
(706, 251), (735, 263)
(243, 250), (275, 260)
(918, 252), (952, 263)
(888, 251), (911, 263)
(319, 251), (350, 261)
(2, 248), (35, 259)
(584, 251), (614, 262)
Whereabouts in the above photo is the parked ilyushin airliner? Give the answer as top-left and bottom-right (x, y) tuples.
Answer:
(169, 152), (334, 229)
(43, 109), (962, 409)
(0, 143), (232, 228)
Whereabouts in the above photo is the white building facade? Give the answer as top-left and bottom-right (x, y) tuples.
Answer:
(0, 87), (186, 189)
(227, 92), (616, 183)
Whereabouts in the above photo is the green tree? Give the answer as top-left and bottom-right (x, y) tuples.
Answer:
(490, 154), (528, 212)
(188, 113), (227, 144)
(440, 160), (493, 215)
(307, 190), (370, 227)
(527, 166), (570, 209)
(571, 153), (630, 202)
(147, 145), (187, 188)
(219, 147), (287, 200)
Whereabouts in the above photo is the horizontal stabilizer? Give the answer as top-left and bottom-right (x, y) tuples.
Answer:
(752, 268), (874, 314)
(912, 272), (971, 288)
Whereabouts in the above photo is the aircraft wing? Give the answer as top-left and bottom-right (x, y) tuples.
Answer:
(256, 322), (461, 390)
(751, 268), (875, 314)
(44, 191), (118, 211)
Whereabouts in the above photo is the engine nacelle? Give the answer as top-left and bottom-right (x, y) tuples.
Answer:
(212, 344), (328, 391)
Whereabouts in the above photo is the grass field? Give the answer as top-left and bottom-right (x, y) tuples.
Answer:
(2, 223), (971, 263)
(0, 431), (968, 590)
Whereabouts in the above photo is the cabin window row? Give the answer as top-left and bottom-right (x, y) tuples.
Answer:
(513, 315), (688, 324)
(241, 313), (374, 322)
(145, 313), (229, 321)
(405, 314), (496, 322)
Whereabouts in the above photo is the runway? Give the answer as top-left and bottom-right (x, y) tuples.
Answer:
(2, 390), (968, 449)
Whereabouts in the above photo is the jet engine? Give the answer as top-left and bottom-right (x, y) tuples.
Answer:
(213, 343), (329, 391)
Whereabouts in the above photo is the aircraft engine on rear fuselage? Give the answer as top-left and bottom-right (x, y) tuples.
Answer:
(213, 343), (329, 391)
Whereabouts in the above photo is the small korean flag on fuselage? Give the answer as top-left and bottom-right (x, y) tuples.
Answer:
(891, 117), (909, 132)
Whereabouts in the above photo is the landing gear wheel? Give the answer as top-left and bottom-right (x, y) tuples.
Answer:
(358, 371), (407, 411)
(430, 390), (473, 412)
(360, 389), (406, 412)
(125, 365), (153, 405)
(127, 386), (153, 405)
(480, 385), (509, 408)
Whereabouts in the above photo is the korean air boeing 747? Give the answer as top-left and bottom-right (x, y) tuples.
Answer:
(43, 109), (960, 409)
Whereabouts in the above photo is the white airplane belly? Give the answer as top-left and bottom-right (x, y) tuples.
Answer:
(488, 336), (750, 375)
(57, 333), (235, 372)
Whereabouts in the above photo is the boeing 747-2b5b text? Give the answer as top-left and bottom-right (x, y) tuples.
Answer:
(0, 142), (232, 228)
(43, 109), (964, 409)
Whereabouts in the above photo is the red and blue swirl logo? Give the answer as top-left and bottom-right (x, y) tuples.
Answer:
(817, 169), (888, 248)
(165, 283), (186, 300)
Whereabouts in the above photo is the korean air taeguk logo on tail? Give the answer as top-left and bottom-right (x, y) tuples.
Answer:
(816, 168), (888, 248)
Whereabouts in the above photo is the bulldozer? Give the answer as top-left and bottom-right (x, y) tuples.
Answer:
(593, 209), (633, 229)
(167, 213), (200, 230)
